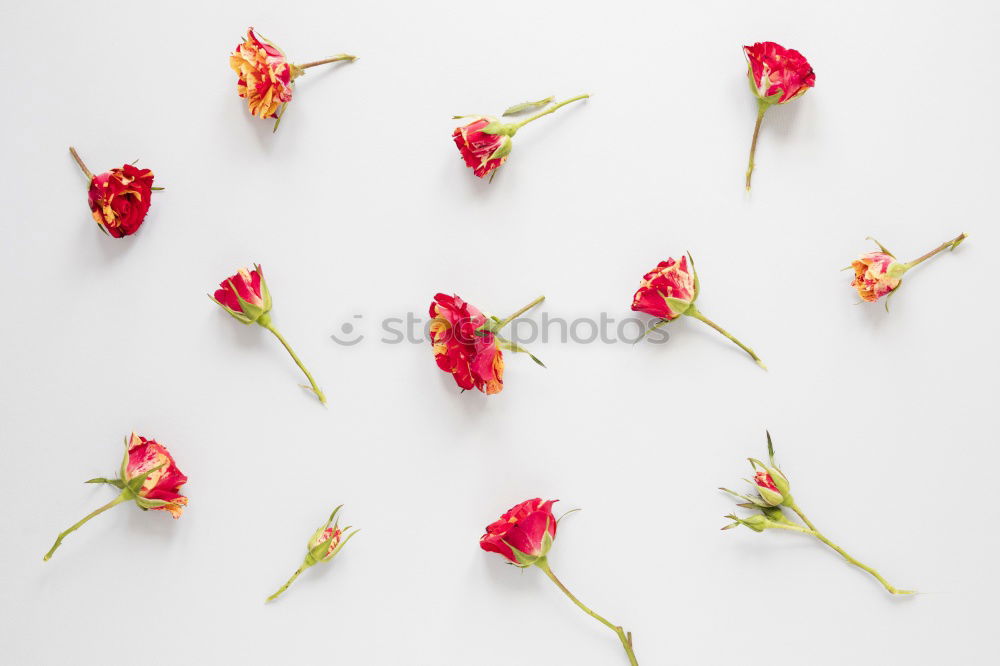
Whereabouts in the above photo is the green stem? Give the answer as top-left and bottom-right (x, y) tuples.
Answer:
(745, 100), (769, 191)
(903, 233), (967, 270)
(535, 557), (638, 666)
(43, 493), (128, 561)
(495, 295), (545, 330)
(789, 503), (914, 595)
(266, 564), (307, 602)
(296, 54), (358, 70)
(512, 94), (589, 130)
(684, 305), (766, 370)
(767, 521), (817, 535)
(69, 146), (94, 181)
(261, 321), (327, 404)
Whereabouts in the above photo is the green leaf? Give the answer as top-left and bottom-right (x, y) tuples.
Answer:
(495, 336), (545, 367)
(502, 96), (554, 116)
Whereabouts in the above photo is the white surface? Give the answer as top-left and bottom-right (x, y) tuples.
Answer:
(1, 1), (997, 664)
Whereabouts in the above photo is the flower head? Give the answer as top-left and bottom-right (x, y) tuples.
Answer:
(304, 506), (356, 565)
(123, 433), (188, 518)
(744, 41), (815, 104)
(851, 252), (902, 302)
(480, 498), (558, 567)
(212, 264), (272, 325)
(230, 28), (294, 119)
(631, 255), (697, 320)
(87, 164), (155, 238)
(453, 118), (512, 179)
(429, 293), (504, 394)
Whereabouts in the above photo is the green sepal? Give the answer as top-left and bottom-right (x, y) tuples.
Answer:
(502, 96), (554, 116)
(121, 461), (167, 506)
(85, 477), (125, 489)
(687, 251), (701, 301)
(506, 544), (539, 568)
(487, 136), (513, 162)
(664, 296), (693, 316)
(135, 497), (170, 510)
(479, 122), (518, 137)
(720, 486), (769, 508)
(723, 512), (769, 533)
(209, 294), (253, 324)
(865, 236), (895, 258)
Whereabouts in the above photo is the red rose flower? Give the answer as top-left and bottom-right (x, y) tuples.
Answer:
(429, 293), (504, 394)
(742, 42), (815, 190)
(480, 498), (641, 663)
(631, 254), (766, 369)
(453, 118), (512, 179)
(124, 433), (189, 518)
(480, 498), (558, 566)
(452, 94), (589, 179)
(744, 42), (815, 105)
(44, 432), (188, 561)
(213, 264), (272, 324)
(210, 264), (326, 403)
(69, 147), (156, 238)
(630, 255), (696, 320)
(229, 27), (357, 131)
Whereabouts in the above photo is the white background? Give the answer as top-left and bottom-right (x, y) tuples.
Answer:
(1, 1), (997, 664)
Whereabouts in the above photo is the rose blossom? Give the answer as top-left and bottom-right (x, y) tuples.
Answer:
(229, 27), (357, 130)
(123, 433), (189, 518)
(630, 255), (696, 320)
(44, 432), (188, 561)
(848, 233), (967, 306)
(480, 498), (558, 566)
(481, 498), (640, 664)
(69, 147), (156, 238)
(429, 293), (545, 394)
(851, 252), (902, 302)
(452, 94), (589, 179)
(631, 254), (766, 369)
(429, 293), (503, 394)
(211, 265), (326, 403)
(742, 41), (815, 190)
(453, 118), (512, 179)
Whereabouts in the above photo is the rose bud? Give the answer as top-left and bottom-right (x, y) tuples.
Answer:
(453, 94), (589, 180)
(44, 433), (188, 561)
(429, 293), (545, 395)
(480, 498), (558, 567)
(211, 264), (326, 403)
(721, 433), (915, 595)
(743, 41), (815, 190)
(850, 233), (966, 307)
(230, 27), (357, 132)
(68, 147), (158, 238)
(266, 505), (359, 602)
(632, 254), (766, 369)
(481, 498), (641, 664)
